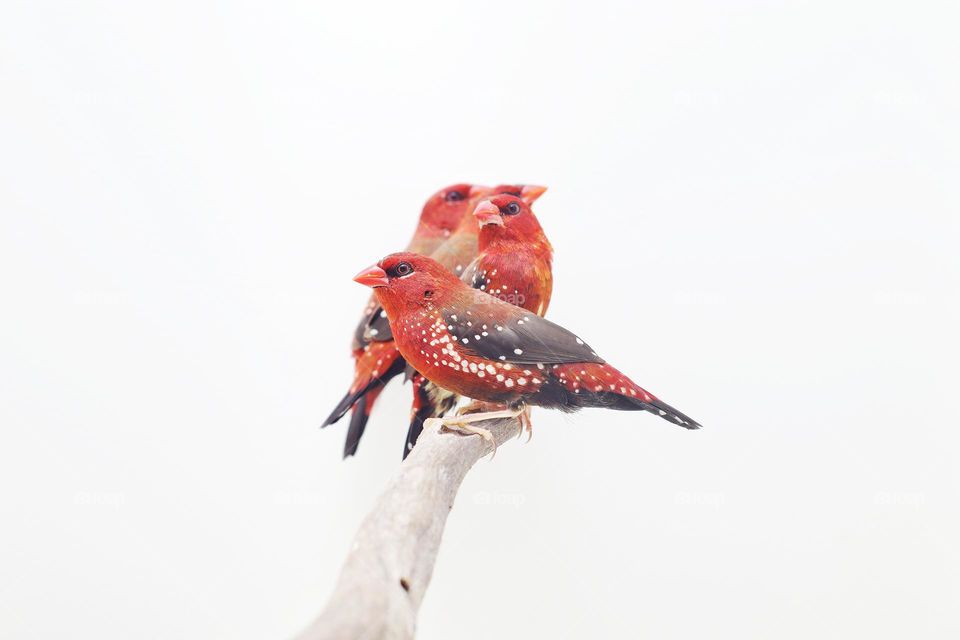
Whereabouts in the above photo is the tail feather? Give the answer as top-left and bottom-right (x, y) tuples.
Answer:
(567, 388), (701, 430)
(546, 363), (701, 430)
(321, 386), (369, 429)
(636, 397), (701, 430)
(321, 346), (405, 455)
(343, 386), (384, 458)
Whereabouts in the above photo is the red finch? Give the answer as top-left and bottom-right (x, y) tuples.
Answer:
(322, 184), (485, 457)
(354, 253), (701, 451)
(403, 187), (552, 456)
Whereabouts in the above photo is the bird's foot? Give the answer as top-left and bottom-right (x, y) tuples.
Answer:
(428, 405), (525, 459)
(456, 400), (504, 416)
(518, 407), (534, 442)
(432, 419), (497, 457)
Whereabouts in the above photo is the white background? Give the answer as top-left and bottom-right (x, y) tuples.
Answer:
(2, 1), (958, 638)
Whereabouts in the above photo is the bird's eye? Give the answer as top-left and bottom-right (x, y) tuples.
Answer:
(393, 261), (413, 277)
(503, 202), (521, 215)
(445, 191), (464, 202)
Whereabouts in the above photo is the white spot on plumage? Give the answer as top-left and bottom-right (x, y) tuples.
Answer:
(514, 348), (523, 355)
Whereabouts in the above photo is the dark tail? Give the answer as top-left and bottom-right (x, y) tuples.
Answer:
(402, 377), (458, 459)
(570, 390), (701, 430)
(322, 355), (405, 457)
(321, 385), (370, 429)
(343, 386), (384, 458)
(549, 363), (701, 430)
(637, 397), (701, 430)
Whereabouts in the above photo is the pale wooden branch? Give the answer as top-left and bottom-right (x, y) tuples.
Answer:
(295, 416), (522, 640)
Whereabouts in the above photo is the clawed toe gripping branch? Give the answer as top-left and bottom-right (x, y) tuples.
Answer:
(429, 404), (525, 459)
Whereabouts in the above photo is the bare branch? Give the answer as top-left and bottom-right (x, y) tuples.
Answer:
(295, 416), (522, 640)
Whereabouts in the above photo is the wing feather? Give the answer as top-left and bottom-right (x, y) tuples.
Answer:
(442, 305), (603, 366)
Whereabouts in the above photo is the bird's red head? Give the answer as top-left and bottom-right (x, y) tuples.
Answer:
(418, 184), (490, 237)
(472, 192), (550, 249)
(353, 252), (462, 319)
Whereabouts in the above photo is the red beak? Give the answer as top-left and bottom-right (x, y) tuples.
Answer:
(520, 185), (547, 204)
(472, 200), (504, 227)
(353, 265), (389, 288)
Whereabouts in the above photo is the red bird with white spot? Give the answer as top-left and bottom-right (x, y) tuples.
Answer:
(322, 184), (486, 456)
(403, 187), (553, 456)
(324, 184), (544, 457)
(354, 253), (701, 447)
(465, 190), (553, 316)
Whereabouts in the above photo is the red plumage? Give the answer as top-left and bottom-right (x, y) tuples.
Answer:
(325, 184), (543, 457)
(401, 188), (553, 455)
(322, 184), (483, 456)
(354, 253), (701, 430)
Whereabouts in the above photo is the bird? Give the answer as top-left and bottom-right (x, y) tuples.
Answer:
(322, 183), (486, 457)
(464, 190), (553, 316)
(324, 184), (547, 457)
(402, 189), (553, 457)
(353, 252), (701, 453)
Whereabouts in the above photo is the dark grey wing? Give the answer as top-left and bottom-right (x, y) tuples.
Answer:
(460, 257), (485, 290)
(360, 306), (393, 342)
(441, 306), (604, 366)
